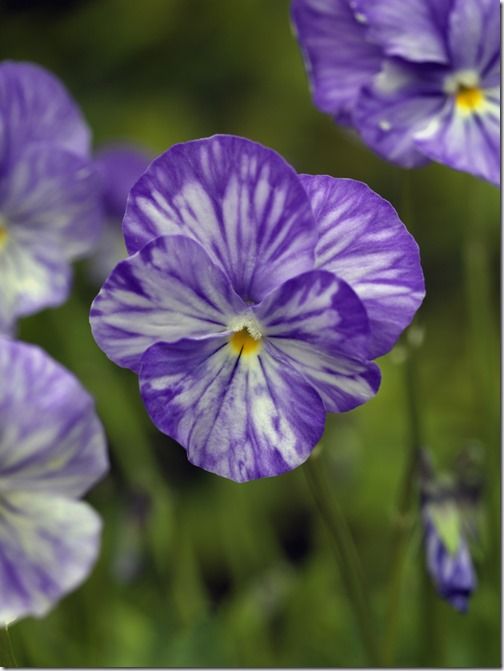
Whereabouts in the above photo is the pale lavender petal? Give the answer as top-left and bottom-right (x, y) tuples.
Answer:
(415, 93), (500, 185)
(0, 492), (101, 625)
(353, 59), (446, 167)
(448, 0), (499, 74)
(357, 0), (452, 64)
(254, 270), (371, 359)
(267, 340), (380, 412)
(0, 144), (102, 328)
(140, 337), (326, 483)
(123, 135), (317, 302)
(0, 339), (108, 497)
(291, 0), (382, 119)
(90, 235), (247, 372)
(301, 175), (425, 358)
(95, 144), (151, 219)
(0, 60), (90, 174)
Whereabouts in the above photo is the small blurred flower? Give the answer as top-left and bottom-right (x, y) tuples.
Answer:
(420, 450), (479, 612)
(90, 134), (424, 482)
(88, 145), (150, 283)
(0, 61), (102, 335)
(292, 0), (500, 185)
(0, 338), (108, 625)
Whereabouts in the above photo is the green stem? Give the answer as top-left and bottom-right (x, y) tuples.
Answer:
(0, 627), (17, 668)
(304, 457), (380, 666)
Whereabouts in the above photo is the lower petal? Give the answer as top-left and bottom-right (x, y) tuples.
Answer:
(140, 338), (326, 482)
(0, 492), (101, 625)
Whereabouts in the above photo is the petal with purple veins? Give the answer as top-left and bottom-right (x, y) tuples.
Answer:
(90, 235), (247, 372)
(123, 135), (317, 301)
(140, 337), (326, 482)
(301, 175), (425, 358)
(291, 0), (382, 119)
(0, 492), (101, 625)
(0, 339), (108, 497)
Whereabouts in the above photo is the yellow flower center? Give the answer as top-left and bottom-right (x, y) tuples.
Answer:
(455, 85), (484, 112)
(229, 328), (262, 357)
(0, 224), (8, 251)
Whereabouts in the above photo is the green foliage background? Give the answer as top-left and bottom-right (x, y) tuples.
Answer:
(1, 0), (500, 666)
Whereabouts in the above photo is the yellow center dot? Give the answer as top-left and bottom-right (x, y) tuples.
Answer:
(0, 226), (8, 251)
(455, 86), (484, 112)
(229, 328), (262, 357)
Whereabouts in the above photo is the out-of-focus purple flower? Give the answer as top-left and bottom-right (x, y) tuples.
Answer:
(0, 338), (108, 625)
(423, 502), (476, 613)
(292, 0), (500, 185)
(87, 145), (151, 283)
(0, 61), (102, 335)
(90, 134), (424, 482)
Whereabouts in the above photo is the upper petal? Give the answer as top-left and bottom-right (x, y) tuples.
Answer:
(301, 174), (425, 358)
(448, 0), (499, 74)
(0, 60), (90, 173)
(291, 0), (382, 118)
(140, 337), (326, 483)
(90, 235), (247, 372)
(123, 135), (317, 302)
(0, 492), (101, 625)
(0, 339), (108, 497)
(357, 0), (452, 64)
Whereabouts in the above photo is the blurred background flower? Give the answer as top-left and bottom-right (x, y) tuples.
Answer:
(0, 0), (499, 666)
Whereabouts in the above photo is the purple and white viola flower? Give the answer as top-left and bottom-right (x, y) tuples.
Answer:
(292, 0), (500, 185)
(0, 338), (108, 625)
(88, 145), (151, 284)
(0, 61), (102, 335)
(90, 134), (424, 483)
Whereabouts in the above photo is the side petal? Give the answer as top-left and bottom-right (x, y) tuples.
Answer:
(0, 340), (108, 497)
(0, 493), (101, 625)
(253, 269), (371, 359)
(123, 134), (317, 301)
(415, 95), (500, 186)
(448, 0), (499, 74)
(301, 174), (425, 358)
(90, 235), (247, 372)
(0, 61), (90, 173)
(140, 338), (326, 482)
(291, 0), (382, 118)
(356, 0), (452, 64)
(267, 339), (381, 412)
(353, 59), (446, 167)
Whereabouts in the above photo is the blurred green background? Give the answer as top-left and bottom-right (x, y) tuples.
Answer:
(1, 0), (500, 666)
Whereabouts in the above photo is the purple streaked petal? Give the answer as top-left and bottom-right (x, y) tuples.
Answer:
(357, 0), (452, 64)
(254, 269), (371, 360)
(353, 59), (446, 167)
(448, 0), (499, 74)
(415, 96), (500, 185)
(267, 339), (380, 412)
(0, 339), (108, 497)
(139, 337), (325, 483)
(301, 174), (425, 358)
(123, 135), (317, 302)
(95, 144), (151, 220)
(0, 61), (90, 174)
(0, 492), (101, 625)
(90, 235), (247, 372)
(291, 0), (382, 119)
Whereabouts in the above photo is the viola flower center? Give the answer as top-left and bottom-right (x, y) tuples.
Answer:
(455, 85), (484, 112)
(229, 328), (262, 356)
(0, 216), (8, 251)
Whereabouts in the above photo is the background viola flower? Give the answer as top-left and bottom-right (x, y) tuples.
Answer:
(0, 338), (108, 625)
(0, 61), (102, 335)
(292, 0), (500, 185)
(90, 134), (424, 483)
(88, 144), (151, 284)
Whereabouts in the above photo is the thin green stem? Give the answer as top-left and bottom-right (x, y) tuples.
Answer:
(304, 457), (380, 666)
(0, 627), (18, 668)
